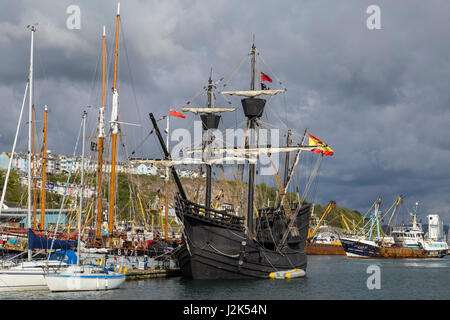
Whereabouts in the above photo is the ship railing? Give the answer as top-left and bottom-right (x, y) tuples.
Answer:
(175, 195), (244, 227)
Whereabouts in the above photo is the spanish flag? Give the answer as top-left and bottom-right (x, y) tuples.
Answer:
(308, 134), (334, 156)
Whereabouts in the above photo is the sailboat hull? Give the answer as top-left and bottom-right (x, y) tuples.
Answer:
(45, 274), (125, 292)
(0, 271), (48, 291)
(0, 260), (68, 291)
(174, 197), (311, 279)
(44, 265), (125, 292)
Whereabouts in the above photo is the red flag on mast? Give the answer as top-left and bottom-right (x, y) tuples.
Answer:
(169, 108), (186, 119)
(260, 72), (273, 83)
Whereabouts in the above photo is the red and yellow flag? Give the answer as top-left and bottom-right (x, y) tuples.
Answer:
(308, 134), (334, 156)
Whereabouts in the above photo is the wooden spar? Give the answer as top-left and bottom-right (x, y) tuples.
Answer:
(164, 175), (168, 242)
(32, 105), (37, 230)
(109, 3), (120, 238)
(283, 129), (292, 188)
(246, 43), (257, 235)
(164, 115), (169, 242)
(149, 113), (187, 200)
(40, 105), (47, 231)
(96, 26), (106, 240)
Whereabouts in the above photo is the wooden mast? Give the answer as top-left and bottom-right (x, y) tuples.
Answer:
(164, 116), (169, 242)
(40, 105), (47, 230)
(96, 26), (106, 240)
(201, 69), (221, 209)
(109, 3), (120, 239)
(32, 105), (37, 230)
(246, 43), (257, 236)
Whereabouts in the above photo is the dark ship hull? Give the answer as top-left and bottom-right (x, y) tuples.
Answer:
(173, 195), (311, 279)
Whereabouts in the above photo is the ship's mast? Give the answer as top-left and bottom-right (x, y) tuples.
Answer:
(40, 105), (48, 230)
(109, 3), (120, 240)
(164, 115), (169, 242)
(202, 68), (220, 209)
(32, 105), (37, 230)
(96, 26), (106, 240)
(243, 42), (264, 236)
(27, 25), (36, 261)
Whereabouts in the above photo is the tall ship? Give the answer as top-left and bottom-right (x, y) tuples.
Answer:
(150, 43), (334, 279)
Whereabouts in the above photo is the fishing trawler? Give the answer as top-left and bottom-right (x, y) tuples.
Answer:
(340, 197), (386, 258)
(150, 43), (334, 279)
(341, 196), (448, 258)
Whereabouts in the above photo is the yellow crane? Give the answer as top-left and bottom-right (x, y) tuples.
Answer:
(308, 201), (336, 240)
(340, 213), (354, 232)
(212, 188), (224, 210)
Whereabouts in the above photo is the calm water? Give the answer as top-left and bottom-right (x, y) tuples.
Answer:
(1, 255), (449, 300)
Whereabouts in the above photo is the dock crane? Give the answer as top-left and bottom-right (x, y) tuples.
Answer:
(308, 201), (336, 240)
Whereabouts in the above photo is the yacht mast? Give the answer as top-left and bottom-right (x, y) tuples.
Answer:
(40, 105), (47, 230)
(78, 111), (87, 265)
(32, 105), (37, 230)
(27, 25), (36, 261)
(109, 3), (120, 239)
(96, 26), (106, 240)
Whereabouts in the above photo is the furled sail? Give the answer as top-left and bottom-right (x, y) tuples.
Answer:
(220, 89), (285, 97)
(145, 156), (257, 167)
(181, 107), (236, 114)
(185, 145), (317, 156)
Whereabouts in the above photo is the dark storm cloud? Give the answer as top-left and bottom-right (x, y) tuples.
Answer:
(1, 0), (450, 223)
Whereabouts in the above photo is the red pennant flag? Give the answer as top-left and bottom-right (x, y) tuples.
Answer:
(169, 108), (186, 119)
(260, 72), (272, 83)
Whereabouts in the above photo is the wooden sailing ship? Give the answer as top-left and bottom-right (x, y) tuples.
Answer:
(150, 43), (334, 279)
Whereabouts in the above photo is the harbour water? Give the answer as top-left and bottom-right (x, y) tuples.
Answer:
(1, 255), (449, 300)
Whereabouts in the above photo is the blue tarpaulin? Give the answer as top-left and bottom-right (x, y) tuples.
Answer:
(27, 229), (78, 250)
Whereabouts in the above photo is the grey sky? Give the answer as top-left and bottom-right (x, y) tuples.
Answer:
(1, 0), (450, 224)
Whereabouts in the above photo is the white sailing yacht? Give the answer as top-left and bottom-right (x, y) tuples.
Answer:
(44, 9), (126, 291)
(44, 111), (125, 292)
(0, 25), (77, 291)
